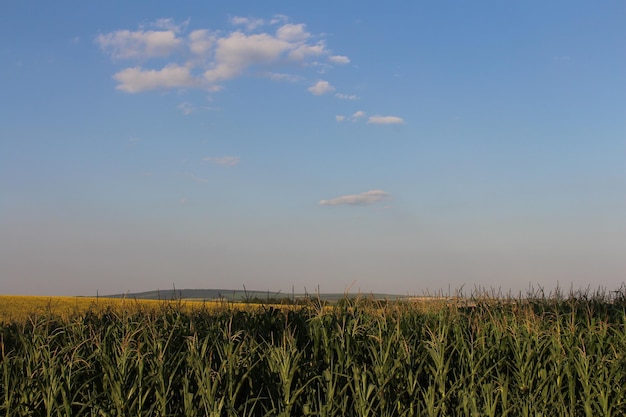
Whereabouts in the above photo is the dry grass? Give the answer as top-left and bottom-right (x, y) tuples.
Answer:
(0, 294), (463, 323)
(0, 295), (274, 323)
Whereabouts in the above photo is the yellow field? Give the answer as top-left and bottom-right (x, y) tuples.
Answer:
(0, 295), (241, 322)
(0, 294), (450, 323)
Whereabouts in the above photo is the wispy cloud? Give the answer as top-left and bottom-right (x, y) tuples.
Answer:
(335, 93), (358, 100)
(261, 72), (301, 82)
(270, 14), (289, 25)
(308, 80), (335, 95)
(328, 55), (350, 64)
(367, 115), (405, 125)
(152, 18), (190, 33)
(231, 16), (264, 31)
(203, 156), (240, 166)
(336, 110), (366, 122)
(178, 102), (195, 115)
(98, 17), (349, 95)
(96, 29), (182, 60)
(352, 110), (366, 120)
(319, 190), (390, 206)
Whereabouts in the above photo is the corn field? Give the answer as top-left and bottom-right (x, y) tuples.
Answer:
(2, 291), (626, 416)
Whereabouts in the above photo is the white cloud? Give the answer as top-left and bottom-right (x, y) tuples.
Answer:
(276, 23), (310, 42)
(152, 18), (189, 33)
(203, 156), (240, 166)
(113, 64), (200, 93)
(96, 29), (182, 59)
(308, 80), (335, 95)
(335, 110), (364, 122)
(352, 110), (366, 119)
(203, 27), (327, 84)
(231, 16), (249, 26)
(288, 43), (326, 61)
(188, 29), (215, 56)
(335, 93), (358, 100)
(337, 111), (406, 124)
(99, 16), (351, 98)
(204, 31), (292, 83)
(319, 190), (390, 206)
(367, 115), (405, 125)
(231, 16), (265, 31)
(329, 55), (350, 64)
(270, 14), (289, 25)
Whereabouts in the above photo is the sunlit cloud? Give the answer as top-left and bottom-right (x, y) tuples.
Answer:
(114, 64), (200, 93)
(188, 29), (215, 57)
(328, 55), (350, 64)
(276, 23), (310, 42)
(98, 17), (347, 95)
(319, 190), (390, 206)
(336, 111), (407, 125)
(308, 80), (335, 95)
(352, 110), (365, 119)
(335, 110), (366, 122)
(203, 32), (291, 83)
(367, 115), (405, 125)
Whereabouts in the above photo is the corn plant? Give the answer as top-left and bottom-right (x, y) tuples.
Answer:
(2, 289), (626, 416)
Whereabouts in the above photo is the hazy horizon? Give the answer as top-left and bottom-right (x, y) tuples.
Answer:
(2, 1), (625, 296)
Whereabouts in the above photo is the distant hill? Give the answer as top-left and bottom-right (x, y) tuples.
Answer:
(104, 288), (404, 302)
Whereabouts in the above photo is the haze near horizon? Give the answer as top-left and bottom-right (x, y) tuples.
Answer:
(1, 1), (625, 296)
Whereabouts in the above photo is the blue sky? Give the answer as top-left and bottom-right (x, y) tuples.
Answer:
(1, 1), (625, 296)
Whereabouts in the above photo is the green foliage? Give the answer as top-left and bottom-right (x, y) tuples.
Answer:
(1, 290), (626, 416)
